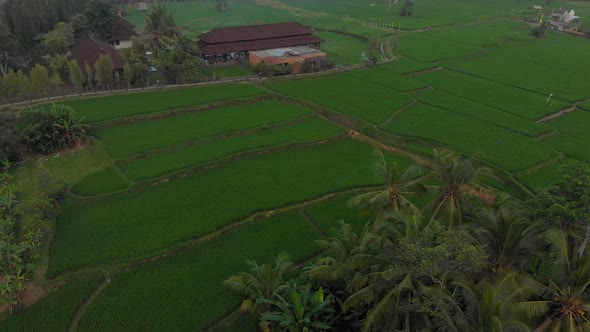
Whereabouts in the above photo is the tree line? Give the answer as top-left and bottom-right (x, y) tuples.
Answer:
(1, 1), (203, 104)
(225, 150), (590, 331)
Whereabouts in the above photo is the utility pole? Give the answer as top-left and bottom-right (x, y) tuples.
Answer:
(1, 51), (8, 79)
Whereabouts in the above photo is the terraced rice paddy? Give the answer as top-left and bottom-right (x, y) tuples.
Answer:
(6, 0), (590, 329)
(269, 75), (413, 123)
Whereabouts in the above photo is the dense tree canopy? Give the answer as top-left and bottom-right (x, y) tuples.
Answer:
(226, 152), (590, 331)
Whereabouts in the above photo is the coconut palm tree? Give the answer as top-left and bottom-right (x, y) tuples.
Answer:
(517, 229), (590, 331)
(308, 222), (382, 283)
(471, 206), (540, 274)
(142, 5), (181, 52)
(424, 273), (534, 332)
(223, 254), (293, 313)
(349, 150), (426, 218)
(426, 149), (491, 228)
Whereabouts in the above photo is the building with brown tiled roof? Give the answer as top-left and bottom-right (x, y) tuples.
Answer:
(70, 37), (126, 78)
(199, 22), (324, 65)
(109, 17), (138, 49)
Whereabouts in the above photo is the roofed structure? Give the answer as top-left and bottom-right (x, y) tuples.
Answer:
(109, 17), (138, 49)
(249, 46), (327, 73)
(199, 22), (324, 58)
(70, 37), (126, 71)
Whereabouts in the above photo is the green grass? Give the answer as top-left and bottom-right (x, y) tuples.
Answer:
(71, 166), (129, 196)
(579, 100), (590, 111)
(270, 75), (413, 123)
(543, 134), (590, 164)
(202, 66), (251, 79)
(346, 68), (427, 92)
(442, 33), (590, 102)
(413, 70), (569, 120)
(77, 212), (321, 331)
(399, 34), (482, 62)
(426, 21), (531, 46)
(60, 84), (264, 123)
(13, 142), (113, 199)
(517, 159), (573, 191)
(305, 193), (376, 236)
(378, 58), (439, 75)
(119, 116), (343, 182)
(48, 139), (387, 276)
(0, 274), (103, 332)
(544, 110), (590, 143)
(383, 103), (557, 172)
(413, 89), (550, 137)
(316, 31), (370, 65)
(93, 100), (312, 158)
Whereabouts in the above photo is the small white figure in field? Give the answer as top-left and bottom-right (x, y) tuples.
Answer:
(546, 93), (553, 106)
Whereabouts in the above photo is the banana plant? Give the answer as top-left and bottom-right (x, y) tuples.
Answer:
(258, 283), (334, 332)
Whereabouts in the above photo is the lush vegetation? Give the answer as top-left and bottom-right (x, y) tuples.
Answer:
(4, 0), (590, 330)
(0, 274), (103, 331)
(78, 212), (321, 331)
(226, 154), (590, 332)
(93, 100), (312, 158)
(61, 84), (264, 123)
(383, 103), (556, 172)
(119, 116), (343, 182)
(48, 139), (400, 276)
(270, 75), (413, 123)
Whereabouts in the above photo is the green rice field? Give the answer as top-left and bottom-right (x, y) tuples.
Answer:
(269, 75), (413, 123)
(6, 0), (590, 329)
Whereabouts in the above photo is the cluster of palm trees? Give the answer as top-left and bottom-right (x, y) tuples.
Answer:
(226, 149), (590, 331)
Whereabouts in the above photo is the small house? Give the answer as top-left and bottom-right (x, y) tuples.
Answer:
(70, 37), (126, 79)
(109, 17), (138, 49)
(548, 8), (581, 32)
(249, 46), (327, 74)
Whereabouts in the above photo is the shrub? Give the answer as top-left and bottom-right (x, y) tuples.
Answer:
(18, 104), (88, 154)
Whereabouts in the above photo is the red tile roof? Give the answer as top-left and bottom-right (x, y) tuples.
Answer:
(199, 34), (324, 56)
(200, 22), (314, 44)
(70, 37), (126, 70)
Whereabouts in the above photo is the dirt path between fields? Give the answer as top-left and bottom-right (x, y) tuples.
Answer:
(536, 99), (590, 123)
(68, 271), (108, 332)
(404, 67), (444, 77)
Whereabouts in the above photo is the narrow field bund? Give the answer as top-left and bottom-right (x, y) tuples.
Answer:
(47, 139), (411, 276)
(93, 99), (313, 158)
(268, 75), (413, 123)
(382, 103), (557, 172)
(118, 116), (344, 183)
(412, 70), (570, 120)
(399, 33), (483, 62)
(0, 274), (103, 331)
(413, 89), (550, 137)
(59, 83), (265, 123)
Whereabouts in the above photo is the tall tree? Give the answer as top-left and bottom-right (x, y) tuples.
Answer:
(224, 254), (293, 313)
(425, 273), (535, 332)
(0, 22), (17, 79)
(43, 22), (74, 56)
(50, 55), (70, 86)
(84, 62), (94, 89)
(142, 4), (181, 52)
(426, 149), (490, 228)
(84, 0), (116, 41)
(350, 150), (425, 217)
(29, 64), (50, 96)
(68, 59), (84, 93)
(94, 54), (113, 89)
(518, 230), (590, 331)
